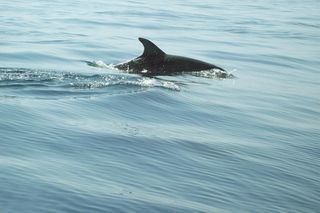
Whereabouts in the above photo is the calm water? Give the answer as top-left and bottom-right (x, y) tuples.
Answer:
(1, 0), (320, 212)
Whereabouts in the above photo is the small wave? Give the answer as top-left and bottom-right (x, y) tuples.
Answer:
(0, 67), (181, 99)
(83, 60), (111, 68)
(190, 68), (236, 79)
(125, 78), (181, 91)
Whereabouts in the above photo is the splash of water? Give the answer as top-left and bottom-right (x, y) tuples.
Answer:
(0, 67), (181, 99)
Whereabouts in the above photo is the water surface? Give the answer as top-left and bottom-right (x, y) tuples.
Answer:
(1, 0), (320, 212)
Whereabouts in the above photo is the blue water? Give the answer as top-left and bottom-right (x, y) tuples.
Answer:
(1, 0), (320, 212)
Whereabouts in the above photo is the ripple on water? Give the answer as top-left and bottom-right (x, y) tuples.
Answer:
(0, 67), (182, 99)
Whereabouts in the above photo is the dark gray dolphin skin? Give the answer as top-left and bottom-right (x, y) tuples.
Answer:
(115, 38), (227, 77)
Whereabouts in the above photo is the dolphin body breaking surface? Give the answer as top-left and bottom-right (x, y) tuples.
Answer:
(114, 38), (229, 77)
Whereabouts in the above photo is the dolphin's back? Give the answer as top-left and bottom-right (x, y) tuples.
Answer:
(163, 54), (219, 73)
(115, 38), (226, 76)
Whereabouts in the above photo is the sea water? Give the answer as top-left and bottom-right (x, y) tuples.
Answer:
(0, 0), (319, 212)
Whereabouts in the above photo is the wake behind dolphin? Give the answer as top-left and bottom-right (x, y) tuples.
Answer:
(87, 38), (232, 78)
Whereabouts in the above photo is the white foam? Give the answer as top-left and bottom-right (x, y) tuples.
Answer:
(139, 78), (156, 87)
(92, 60), (110, 68)
(161, 81), (181, 91)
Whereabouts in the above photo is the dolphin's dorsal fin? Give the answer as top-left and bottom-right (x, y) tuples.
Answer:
(139, 37), (165, 57)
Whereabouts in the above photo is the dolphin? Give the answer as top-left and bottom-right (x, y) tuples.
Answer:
(114, 38), (229, 77)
